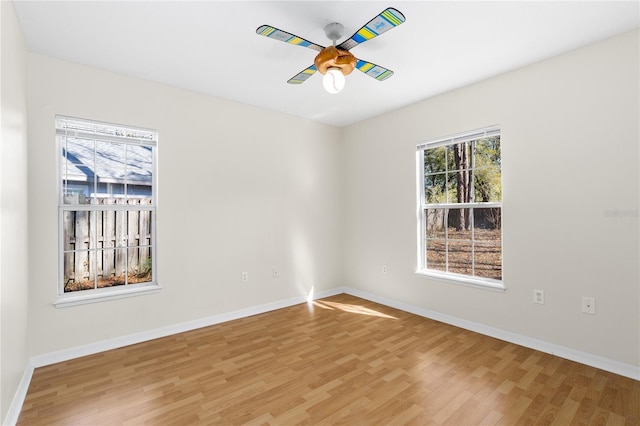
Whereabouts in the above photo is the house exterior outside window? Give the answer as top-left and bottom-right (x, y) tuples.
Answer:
(56, 116), (159, 306)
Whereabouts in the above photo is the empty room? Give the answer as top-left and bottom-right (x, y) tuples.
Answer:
(1, 1), (639, 424)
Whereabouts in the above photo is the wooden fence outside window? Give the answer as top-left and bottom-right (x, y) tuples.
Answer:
(62, 197), (153, 292)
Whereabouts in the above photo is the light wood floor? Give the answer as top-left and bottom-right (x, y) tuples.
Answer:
(18, 294), (639, 425)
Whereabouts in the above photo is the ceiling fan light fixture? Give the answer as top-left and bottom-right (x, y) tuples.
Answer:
(322, 67), (345, 94)
(315, 46), (355, 94)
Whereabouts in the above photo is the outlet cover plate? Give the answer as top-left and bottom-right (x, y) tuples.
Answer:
(582, 296), (596, 314)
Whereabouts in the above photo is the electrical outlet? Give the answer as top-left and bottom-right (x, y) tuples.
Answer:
(582, 297), (596, 315)
(241, 272), (248, 283)
(272, 268), (279, 279)
(533, 289), (544, 304)
(382, 265), (388, 275)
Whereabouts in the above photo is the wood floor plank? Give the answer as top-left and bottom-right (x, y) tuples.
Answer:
(17, 294), (640, 425)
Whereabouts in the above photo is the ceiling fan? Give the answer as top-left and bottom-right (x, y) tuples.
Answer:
(256, 8), (406, 94)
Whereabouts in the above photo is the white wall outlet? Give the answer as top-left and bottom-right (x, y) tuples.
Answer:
(582, 296), (596, 315)
(382, 265), (388, 275)
(272, 268), (279, 279)
(241, 272), (249, 283)
(533, 289), (544, 304)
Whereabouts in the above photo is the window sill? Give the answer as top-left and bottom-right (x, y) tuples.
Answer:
(53, 284), (161, 308)
(415, 270), (505, 292)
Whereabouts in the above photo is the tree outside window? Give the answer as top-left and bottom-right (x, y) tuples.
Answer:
(418, 127), (502, 286)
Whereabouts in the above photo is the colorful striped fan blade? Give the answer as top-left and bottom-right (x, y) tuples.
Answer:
(355, 60), (394, 81)
(337, 8), (405, 51)
(256, 25), (324, 52)
(287, 65), (318, 84)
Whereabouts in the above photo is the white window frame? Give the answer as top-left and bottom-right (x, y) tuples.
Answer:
(55, 116), (160, 307)
(416, 125), (504, 291)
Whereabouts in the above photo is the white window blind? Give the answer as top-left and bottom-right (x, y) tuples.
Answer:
(56, 116), (157, 147)
(417, 125), (500, 151)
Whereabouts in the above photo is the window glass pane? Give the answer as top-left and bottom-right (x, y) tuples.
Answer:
(447, 241), (472, 276)
(474, 137), (501, 167)
(129, 250), (153, 285)
(96, 248), (127, 287)
(446, 142), (470, 172)
(127, 209), (141, 269)
(474, 208), (502, 241)
(114, 248), (128, 283)
(122, 209), (153, 284)
(62, 211), (76, 251)
(474, 166), (502, 202)
(138, 210), (153, 247)
(63, 250), (96, 292)
(425, 173), (447, 203)
(474, 137), (501, 203)
(114, 210), (128, 247)
(62, 138), (95, 204)
(98, 248), (115, 284)
(446, 170), (473, 204)
(424, 147), (446, 174)
(62, 252), (75, 292)
(65, 211), (94, 250)
(447, 208), (472, 237)
(426, 239), (446, 272)
(445, 172), (455, 204)
(95, 141), (125, 200)
(126, 145), (153, 200)
(97, 209), (116, 248)
(474, 243), (502, 280)
(76, 249), (92, 290)
(426, 208), (446, 239)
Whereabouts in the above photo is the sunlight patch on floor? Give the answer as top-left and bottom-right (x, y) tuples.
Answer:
(313, 300), (397, 319)
(311, 301), (334, 310)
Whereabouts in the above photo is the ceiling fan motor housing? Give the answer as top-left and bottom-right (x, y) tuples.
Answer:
(314, 46), (356, 76)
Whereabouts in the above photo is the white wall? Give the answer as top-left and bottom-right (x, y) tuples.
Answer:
(27, 54), (343, 356)
(0, 0), (30, 421)
(342, 30), (639, 367)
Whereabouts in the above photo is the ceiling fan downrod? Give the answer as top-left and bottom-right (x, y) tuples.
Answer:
(315, 22), (356, 78)
(324, 22), (344, 47)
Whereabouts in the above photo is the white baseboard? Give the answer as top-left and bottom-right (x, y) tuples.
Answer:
(8, 285), (638, 425)
(3, 363), (34, 426)
(31, 287), (345, 368)
(343, 287), (640, 381)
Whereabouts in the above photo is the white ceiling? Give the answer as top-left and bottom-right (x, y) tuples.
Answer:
(13, 1), (640, 127)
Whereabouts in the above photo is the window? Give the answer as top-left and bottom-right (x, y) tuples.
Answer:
(56, 116), (158, 305)
(416, 126), (503, 289)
